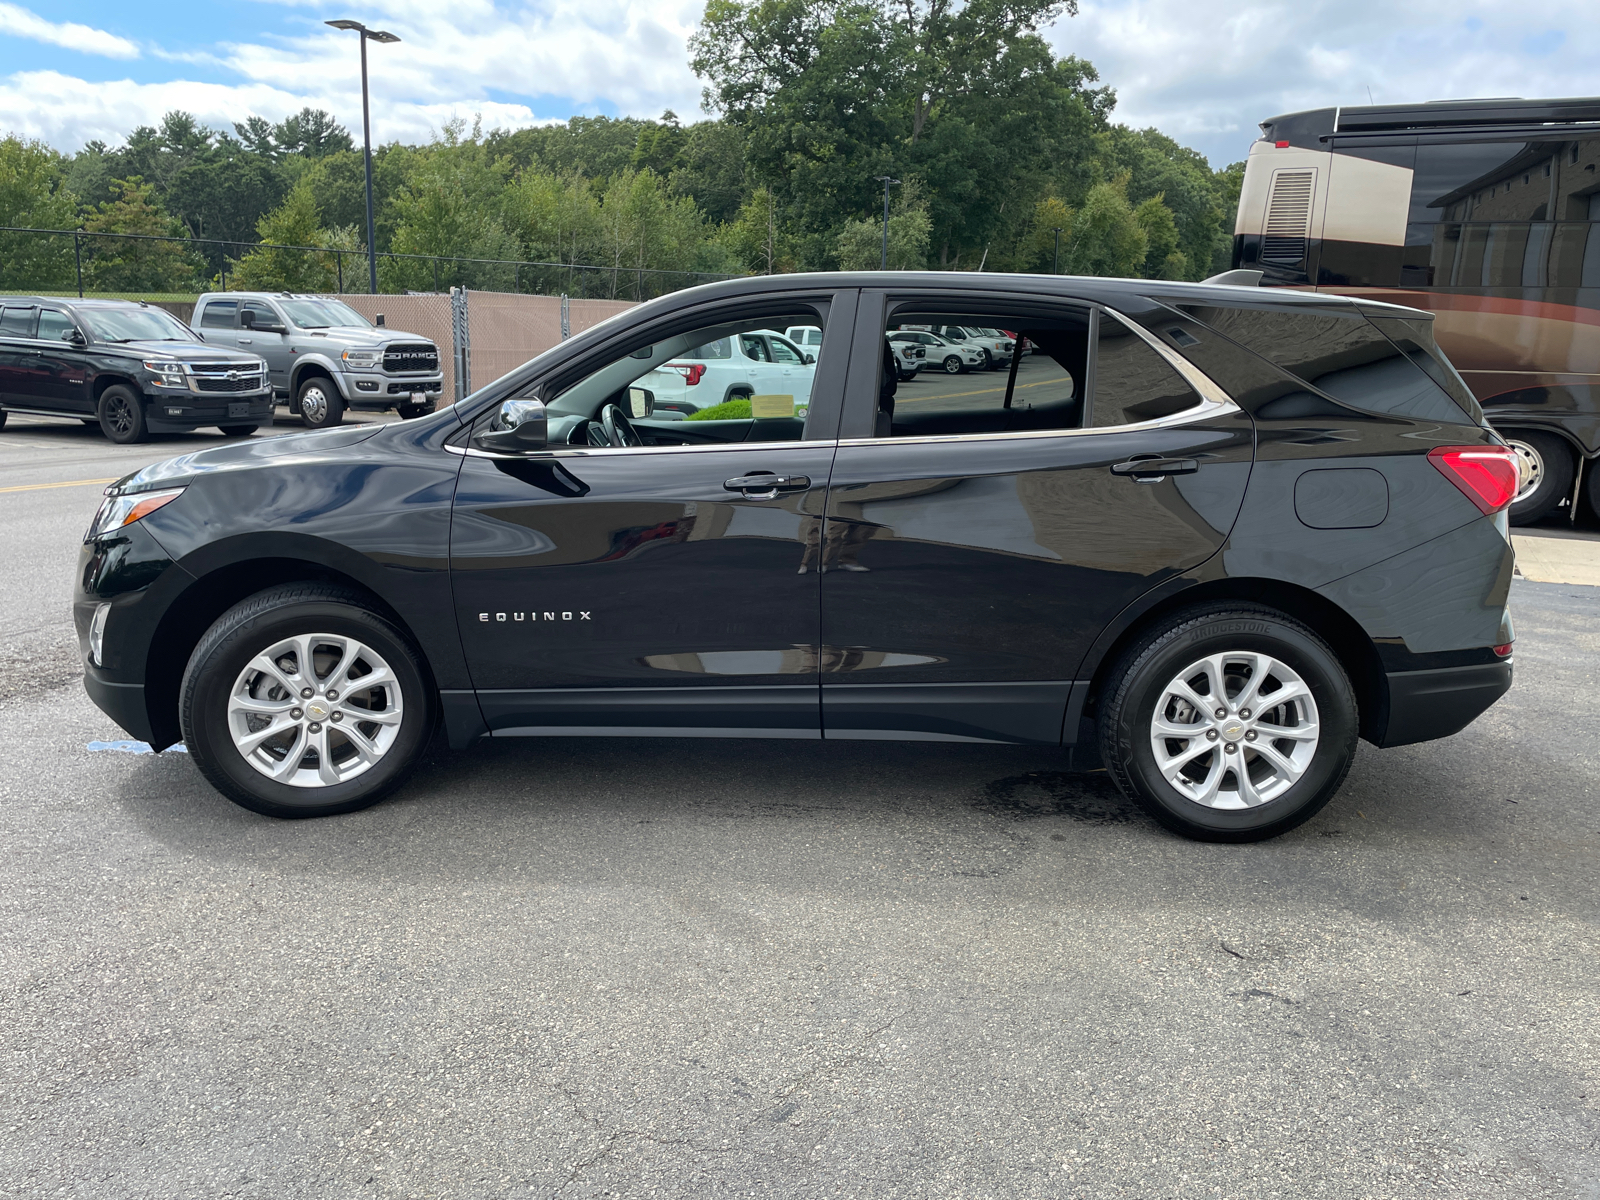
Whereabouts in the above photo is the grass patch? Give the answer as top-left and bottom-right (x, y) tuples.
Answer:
(686, 397), (752, 421)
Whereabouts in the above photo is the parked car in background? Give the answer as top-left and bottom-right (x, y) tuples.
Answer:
(785, 325), (824, 355)
(889, 329), (985, 374)
(0, 296), (270, 443)
(930, 324), (1015, 370)
(646, 328), (816, 418)
(192, 293), (444, 429)
(890, 337), (926, 381)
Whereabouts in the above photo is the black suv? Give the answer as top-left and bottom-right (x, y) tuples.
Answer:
(75, 273), (1518, 841)
(0, 297), (272, 443)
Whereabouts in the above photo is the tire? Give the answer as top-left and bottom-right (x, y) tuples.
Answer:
(942, 355), (963, 375)
(180, 584), (433, 819)
(723, 386), (753, 407)
(218, 425), (257, 438)
(1503, 430), (1574, 525)
(396, 404), (428, 420)
(1099, 604), (1359, 843)
(1585, 453), (1600, 520)
(98, 384), (149, 444)
(0, 410), (8, 430)
(296, 376), (344, 429)
(979, 349), (994, 371)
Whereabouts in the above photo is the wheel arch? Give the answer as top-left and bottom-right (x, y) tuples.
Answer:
(1078, 576), (1387, 746)
(291, 359), (343, 398)
(142, 551), (428, 749)
(92, 372), (142, 403)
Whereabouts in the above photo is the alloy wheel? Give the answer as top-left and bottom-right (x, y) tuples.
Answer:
(105, 394), (134, 436)
(227, 633), (403, 788)
(1148, 651), (1320, 810)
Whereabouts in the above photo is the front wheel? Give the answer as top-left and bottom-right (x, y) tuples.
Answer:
(296, 377), (344, 429)
(1099, 605), (1359, 842)
(942, 355), (963, 374)
(218, 425), (257, 438)
(180, 584), (433, 818)
(98, 384), (149, 444)
(1504, 430), (1574, 525)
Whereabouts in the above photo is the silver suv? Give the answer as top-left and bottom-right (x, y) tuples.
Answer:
(192, 293), (444, 428)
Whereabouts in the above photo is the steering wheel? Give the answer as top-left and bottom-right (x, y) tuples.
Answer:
(597, 403), (642, 448)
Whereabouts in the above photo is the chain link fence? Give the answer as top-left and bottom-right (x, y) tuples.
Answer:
(0, 226), (736, 303)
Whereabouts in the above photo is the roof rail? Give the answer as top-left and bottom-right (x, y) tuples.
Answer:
(1334, 97), (1600, 133)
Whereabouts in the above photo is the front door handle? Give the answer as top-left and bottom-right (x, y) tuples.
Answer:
(1111, 456), (1199, 481)
(237, 338), (253, 345)
(724, 473), (811, 498)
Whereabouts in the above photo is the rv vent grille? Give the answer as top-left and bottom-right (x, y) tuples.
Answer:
(1261, 169), (1316, 263)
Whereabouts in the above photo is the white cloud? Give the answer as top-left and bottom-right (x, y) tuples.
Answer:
(0, 1), (706, 150)
(5, 0), (1596, 167)
(1057, 0), (1595, 164)
(0, 2), (139, 59)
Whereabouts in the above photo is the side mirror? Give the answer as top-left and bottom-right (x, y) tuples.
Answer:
(375, 314), (386, 327)
(239, 309), (255, 329)
(627, 386), (654, 419)
(471, 398), (548, 454)
(803, 352), (816, 364)
(64, 328), (86, 345)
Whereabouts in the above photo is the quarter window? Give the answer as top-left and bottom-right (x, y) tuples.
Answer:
(1090, 312), (1201, 427)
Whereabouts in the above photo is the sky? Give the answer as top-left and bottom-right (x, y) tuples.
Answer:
(0, 0), (1593, 167)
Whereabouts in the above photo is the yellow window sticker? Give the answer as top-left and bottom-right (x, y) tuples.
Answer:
(750, 394), (795, 419)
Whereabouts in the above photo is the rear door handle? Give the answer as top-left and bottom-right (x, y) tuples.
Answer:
(1111, 457), (1199, 481)
(724, 473), (811, 497)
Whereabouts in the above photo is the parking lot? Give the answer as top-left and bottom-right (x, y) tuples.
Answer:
(2, 412), (1598, 1199)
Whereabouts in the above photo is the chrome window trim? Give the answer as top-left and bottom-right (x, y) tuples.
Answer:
(446, 436), (827, 461)
(834, 397), (1241, 449)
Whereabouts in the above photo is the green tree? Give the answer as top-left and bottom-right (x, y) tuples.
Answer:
(691, 0), (1106, 268)
(835, 181), (931, 270)
(595, 168), (706, 296)
(1133, 194), (1184, 278)
(0, 135), (78, 289)
(381, 124), (521, 291)
(669, 120), (748, 225)
(82, 176), (204, 292)
(228, 179), (346, 292)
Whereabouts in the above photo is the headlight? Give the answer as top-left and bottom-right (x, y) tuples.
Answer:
(342, 349), (382, 367)
(143, 360), (187, 388)
(85, 487), (186, 541)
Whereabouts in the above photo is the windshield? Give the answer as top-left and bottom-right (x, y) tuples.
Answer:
(79, 307), (195, 343)
(280, 299), (371, 329)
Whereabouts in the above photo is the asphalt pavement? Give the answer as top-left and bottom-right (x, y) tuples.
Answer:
(1, 415), (1598, 1199)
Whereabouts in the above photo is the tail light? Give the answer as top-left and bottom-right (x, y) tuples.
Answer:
(1426, 446), (1519, 515)
(669, 363), (705, 386)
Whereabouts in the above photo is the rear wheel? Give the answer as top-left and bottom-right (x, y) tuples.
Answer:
(98, 384), (149, 444)
(1504, 430), (1574, 525)
(1099, 604), (1359, 842)
(297, 377), (344, 429)
(180, 584), (433, 818)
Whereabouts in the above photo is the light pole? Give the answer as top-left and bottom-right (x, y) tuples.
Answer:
(326, 19), (400, 294)
(874, 176), (900, 270)
(1052, 227), (1062, 274)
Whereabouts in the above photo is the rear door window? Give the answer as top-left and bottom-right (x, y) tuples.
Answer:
(0, 307), (38, 338)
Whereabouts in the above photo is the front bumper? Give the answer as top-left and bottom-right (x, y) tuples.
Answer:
(1379, 660), (1513, 747)
(145, 389), (274, 431)
(338, 372), (446, 410)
